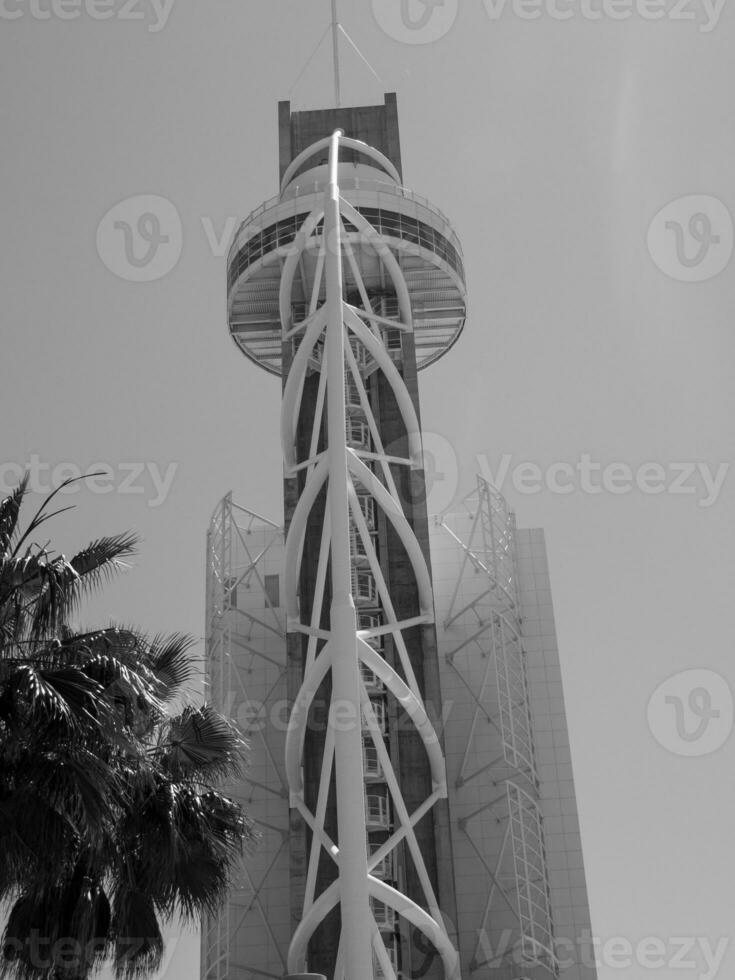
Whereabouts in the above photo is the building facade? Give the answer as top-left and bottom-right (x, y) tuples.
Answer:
(201, 96), (596, 980)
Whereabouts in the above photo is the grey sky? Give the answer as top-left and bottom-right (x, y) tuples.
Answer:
(1, 2), (734, 979)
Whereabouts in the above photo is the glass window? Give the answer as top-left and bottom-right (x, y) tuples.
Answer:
(264, 574), (280, 609)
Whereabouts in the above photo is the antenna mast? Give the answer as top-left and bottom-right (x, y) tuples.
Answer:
(331, 0), (341, 107)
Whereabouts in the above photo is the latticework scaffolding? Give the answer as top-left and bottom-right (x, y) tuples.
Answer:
(202, 495), (290, 980)
(435, 477), (558, 980)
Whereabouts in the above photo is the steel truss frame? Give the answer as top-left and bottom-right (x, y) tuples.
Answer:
(280, 133), (460, 980)
(437, 477), (559, 979)
(203, 494), (290, 980)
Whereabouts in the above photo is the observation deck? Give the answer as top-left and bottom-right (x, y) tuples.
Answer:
(227, 142), (467, 376)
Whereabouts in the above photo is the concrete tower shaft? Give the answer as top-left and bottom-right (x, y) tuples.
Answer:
(204, 93), (598, 980)
(222, 97), (467, 978)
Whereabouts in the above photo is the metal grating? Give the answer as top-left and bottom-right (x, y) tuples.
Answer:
(507, 782), (559, 977)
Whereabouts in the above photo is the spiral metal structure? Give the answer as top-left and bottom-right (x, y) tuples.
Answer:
(206, 97), (596, 980)
(276, 132), (460, 979)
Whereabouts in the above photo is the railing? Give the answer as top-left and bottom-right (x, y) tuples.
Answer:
(350, 526), (377, 565)
(365, 793), (391, 829)
(346, 419), (371, 451)
(373, 939), (399, 980)
(363, 697), (387, 734)
(369, 848), (394, 881)
(370, 898), (397, 931)
(349, 336), (370, 371)
(345, 376), (363, 410)
(356, 493), (377, 531)
(363, 741), (383, 779)
(360, 663), (385, 689)
(228, 179), (462, 259)
(351, 568), (378, 605)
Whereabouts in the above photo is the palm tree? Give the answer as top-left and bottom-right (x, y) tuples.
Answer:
(0, 477), (252, 980)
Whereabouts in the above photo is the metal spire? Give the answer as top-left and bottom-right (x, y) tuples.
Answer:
(331, 0), (341, 107)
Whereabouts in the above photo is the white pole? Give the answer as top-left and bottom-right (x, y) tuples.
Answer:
(324, 128), (372, 979)
(331, 0), (341, 108)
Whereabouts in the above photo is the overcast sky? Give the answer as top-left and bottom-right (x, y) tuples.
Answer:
(2, 2), (734, 979)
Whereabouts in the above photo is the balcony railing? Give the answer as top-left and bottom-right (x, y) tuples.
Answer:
(346, 418), (371, 451)
(369, 848), (394, 881)
(350, 525), (377, 565)
(363, 697), (387, 733)
(370, 898), (397, 931)
(360, 663), (385, 690)
(363, 741), (383, 780)
(373, 941), (399, 980)
(351, 567), (378, 605)
(356, 493), (376, 530)
(365, 793), (391, 829)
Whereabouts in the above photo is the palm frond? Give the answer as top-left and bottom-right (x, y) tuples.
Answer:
(0, 482), (254, 977)
(124, 784), (249, 922)
(0, 478), (29, 555)
(5, 664), (101, 732)
(1, 870), (112, 980)
(143, 634), (197, 700)
(157, 704), (246, 780)
(110, 891), (163, 980)
(0, 550), (81, 643)
(5, 748), (119, 848)
(0, 791), (72, 899)
(69, 532), (138, 589)
(9, 475), (94, 558)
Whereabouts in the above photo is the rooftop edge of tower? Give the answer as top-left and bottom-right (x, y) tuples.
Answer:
(226, 95), (467, 376)
(278, 93), (403, 183)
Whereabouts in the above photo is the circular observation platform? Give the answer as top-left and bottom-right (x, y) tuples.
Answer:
(227, 155), (467, 376)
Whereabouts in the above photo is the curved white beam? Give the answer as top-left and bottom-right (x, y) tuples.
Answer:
(346, 455), (434, 619)
(280, 130), (459, 980)
(278, 206), (325, 333)
(284, 644), (333, 798)
(337, 198), (414, 330)
(343, 305), (422, 465)
(283, 456), (329, 618)
(281, 306), (328, 469)
(287, 876), (460, 980)
(284, 637), (447, 808)
(280, 135), (401, 195)
(358, 638), (446, 796)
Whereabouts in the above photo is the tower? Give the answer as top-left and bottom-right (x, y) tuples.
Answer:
(202, 95), (596, 980)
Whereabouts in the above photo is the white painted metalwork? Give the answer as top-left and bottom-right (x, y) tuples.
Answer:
(202, 495), (289, 980)
(331, 0), (340, 108)
(508, 782), (557, 967)
(435, 479), (559, 978)
(279, 132), (460, 979)
(227, 143), (467, 375)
